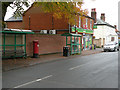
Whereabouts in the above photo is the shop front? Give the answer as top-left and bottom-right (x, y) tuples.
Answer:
(82, 34), (93, 50)
(72, 27), (93, 50)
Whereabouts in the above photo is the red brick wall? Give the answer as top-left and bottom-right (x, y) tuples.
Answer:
(53, 17), (69, 30)
(23, 13), (53, 30)
(57, 30), (69, 34)
(80, 16), (94, 30)
(26, 34), (66, 56)
(23, 5), (69, 30)
(6, 21), (23, 29)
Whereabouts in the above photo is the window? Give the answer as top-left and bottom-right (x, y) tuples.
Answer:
(86, 18), (88, 28)
(111, 37), (114, 41)
(79, 16), (81, 28)
(90, 20), (92, 30)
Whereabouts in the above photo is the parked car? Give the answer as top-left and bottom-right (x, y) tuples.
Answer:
(103, 42), (119, 52)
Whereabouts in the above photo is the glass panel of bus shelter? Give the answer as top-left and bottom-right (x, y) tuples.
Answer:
(16, 34), (23, 45)
(5, 34), (14, 45)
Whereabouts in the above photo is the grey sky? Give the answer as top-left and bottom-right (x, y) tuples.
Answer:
(83, 0), (120, 29)
(4, 0), (120, 29)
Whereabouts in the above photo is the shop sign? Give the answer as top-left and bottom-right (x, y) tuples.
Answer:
(93, 25), (97, 29)
(72, 27), (93, 34)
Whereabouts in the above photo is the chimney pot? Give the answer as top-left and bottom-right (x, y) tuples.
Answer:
(91, 8), (96, 12)
(101, 13), (105, 21)
(114, 25), (117, 29)
(91, 8), (97, 23)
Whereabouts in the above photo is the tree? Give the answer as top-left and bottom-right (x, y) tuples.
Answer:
(1, 1), (88, 28)
(34, 1), (88, 25)
(1, 0), (30, 28)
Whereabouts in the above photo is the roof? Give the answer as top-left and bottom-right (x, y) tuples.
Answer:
(95, 19), (115, 29)
(5, 16), (23, 22)
(1, 28), (34, 34)
(83, 15), (95, 20)
(77, 12), (95, 20)
(61, 33), (82, 37)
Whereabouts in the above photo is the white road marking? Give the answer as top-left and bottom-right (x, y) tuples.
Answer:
(13, 75), (52, 88)
(69, 54), (116, 71)
(69, 62), (93, 70)
(69, 64), (84, 70)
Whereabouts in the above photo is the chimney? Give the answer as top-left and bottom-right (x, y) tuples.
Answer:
(114, 25), (117, 32)
(91, 8), (97, 23)
(101, 13), (105, 21)
(114, 25), (117, 29)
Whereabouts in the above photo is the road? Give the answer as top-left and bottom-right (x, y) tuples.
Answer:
(3, 51), (118, 88)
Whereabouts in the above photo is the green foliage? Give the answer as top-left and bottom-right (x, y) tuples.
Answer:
(2, 1), (88, 27)
(33, 1), (88, 25)
(2, 0), (30, 28)
(2, 1), (30, 19)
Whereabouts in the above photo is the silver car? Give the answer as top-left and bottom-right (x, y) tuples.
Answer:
(103, 42), (119, 52)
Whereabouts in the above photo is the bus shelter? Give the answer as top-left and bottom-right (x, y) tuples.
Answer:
(0, 29), (34, 59)
(61, 33), (82, 55)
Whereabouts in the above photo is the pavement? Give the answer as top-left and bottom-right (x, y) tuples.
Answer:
(2, 50), (118, 88)
(2, 48), (103, 72)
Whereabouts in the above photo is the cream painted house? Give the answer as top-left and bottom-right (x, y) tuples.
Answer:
(91, 8), (118, 47)
(93, 19), (118, 47)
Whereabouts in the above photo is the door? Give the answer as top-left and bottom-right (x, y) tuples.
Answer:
(83, 37), (86, 50)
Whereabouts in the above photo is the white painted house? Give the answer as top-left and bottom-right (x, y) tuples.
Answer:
(91, 8), (118, 47)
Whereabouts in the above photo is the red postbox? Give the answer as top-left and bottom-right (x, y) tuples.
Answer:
(33, 40), (39, 58)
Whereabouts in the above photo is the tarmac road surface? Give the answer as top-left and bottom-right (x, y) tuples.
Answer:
(3, 51), (118, 88)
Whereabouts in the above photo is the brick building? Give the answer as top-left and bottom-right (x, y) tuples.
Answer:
(5, 16), (23, 29)
(71, 14), (94, 50)
(5, 3), (94, 57)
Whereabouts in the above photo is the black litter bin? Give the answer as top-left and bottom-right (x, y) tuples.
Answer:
(63, 46), (70, 57)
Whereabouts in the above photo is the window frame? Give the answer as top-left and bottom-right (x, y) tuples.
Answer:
(79, 16), (81, 28)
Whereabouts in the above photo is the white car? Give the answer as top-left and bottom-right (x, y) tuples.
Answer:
(103, 42), (119, 52)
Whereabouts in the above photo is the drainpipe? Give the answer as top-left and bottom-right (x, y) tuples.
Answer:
(29, 16), (31, 30)
(69, 23), (70, 33)
(52, 15), (54, 30)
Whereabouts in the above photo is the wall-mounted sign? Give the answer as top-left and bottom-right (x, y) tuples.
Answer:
(93, 25), (97, 29)
(72, 27), (93, 34)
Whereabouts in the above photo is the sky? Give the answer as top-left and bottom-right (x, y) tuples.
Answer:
(4, 0), (120, 29)
(82, 0), (120, 29)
